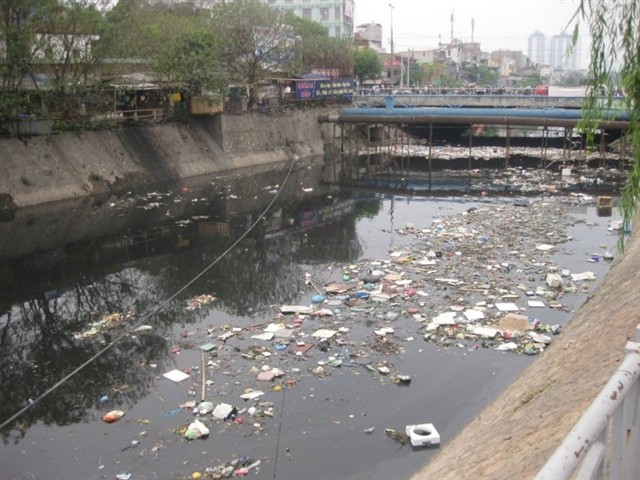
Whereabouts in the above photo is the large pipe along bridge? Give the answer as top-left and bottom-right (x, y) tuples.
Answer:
(318, 104), (631, 185)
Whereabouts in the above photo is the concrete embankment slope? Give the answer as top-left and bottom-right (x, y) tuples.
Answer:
(412, 221), (640, 479)
(0, 107), (334, 209)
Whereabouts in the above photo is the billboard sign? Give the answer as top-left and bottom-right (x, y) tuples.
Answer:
(295, 78), (355, 100)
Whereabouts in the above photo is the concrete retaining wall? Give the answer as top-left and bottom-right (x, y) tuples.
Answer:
(0, 107), (336, 209)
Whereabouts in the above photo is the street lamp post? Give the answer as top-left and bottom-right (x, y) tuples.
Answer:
(389, 3), (394, 87)
(389, 3), (394, 58)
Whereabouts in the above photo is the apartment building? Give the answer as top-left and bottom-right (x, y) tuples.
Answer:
(260, 0), (354, 39)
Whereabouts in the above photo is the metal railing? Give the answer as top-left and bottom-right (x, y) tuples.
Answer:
(351, 94), (628, 110)
(536, 324), (640, 480)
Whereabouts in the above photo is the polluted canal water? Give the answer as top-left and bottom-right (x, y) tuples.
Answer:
(0, 162), (626, 480)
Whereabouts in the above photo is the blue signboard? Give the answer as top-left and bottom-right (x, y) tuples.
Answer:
(295, 78), (355, 100)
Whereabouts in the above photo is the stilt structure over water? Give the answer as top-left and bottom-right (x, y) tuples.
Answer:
(319, 103), (631, 189)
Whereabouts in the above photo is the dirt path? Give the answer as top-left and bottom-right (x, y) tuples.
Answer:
(412, 219), (640, 479)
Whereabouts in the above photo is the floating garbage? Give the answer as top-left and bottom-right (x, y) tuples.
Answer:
(280, 305), (313, 314)
(311, 294), (326, 303)
(102, 410), (125, 423)
(571, 271), (596, 282)
(405, 423), (441, 447)
(546, 273), (564, 289)
(609, 220), (623, 230)
(185, 294), (216, 311)
(196, 401), (214, 415)
(212, 403), (236, 420)
(75, 194), (616, 478)
(240, 389), (265, 401)
(199, 342), (216, 352)
(185, 419), (209, 440)
(256, 368), (285, 382)
(77, 312), (131, 339)
(394, 375), (412, 385)
(494, 303), (519, 312)
(251, 332), (275, 341)
(385, 428), (410, 445)
(311, 329), (338, 339)
(162, 369), (190, 383)
(498, 313), (531, 332)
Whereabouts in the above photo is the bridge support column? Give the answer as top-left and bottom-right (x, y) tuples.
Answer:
(505, 126), (511, 168)
(468, 125), (473, 184)
(332, 124), (337, 182)
(428, 124), (433, 191)
(563, 127), (573, 161)
(541, 126), (549, 168)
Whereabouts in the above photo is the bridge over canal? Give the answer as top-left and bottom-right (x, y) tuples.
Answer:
(351, 92), (627, 110)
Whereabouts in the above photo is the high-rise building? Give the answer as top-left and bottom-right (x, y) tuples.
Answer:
(260, 0), (354, 39)
(549, 32), (579, 70)
(527, 31), (547, 66)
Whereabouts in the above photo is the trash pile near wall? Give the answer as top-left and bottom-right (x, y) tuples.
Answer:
(289, 196), (612, 357)
(363, 143), (627, 164)
(473, 166), (626, 194)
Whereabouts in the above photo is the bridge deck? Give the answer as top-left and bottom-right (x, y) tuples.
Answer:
(353, 94), (625, 110)
(322, 105), (630, 130)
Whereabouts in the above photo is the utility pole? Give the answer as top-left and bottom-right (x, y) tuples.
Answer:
(450, 9), (454, 43)
(389, 3), (395, 86)
(389, 3), (394, 57)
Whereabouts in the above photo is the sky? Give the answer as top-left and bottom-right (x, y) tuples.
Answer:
(354, 0), (588, 64)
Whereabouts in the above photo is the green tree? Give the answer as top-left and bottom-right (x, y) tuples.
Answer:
(0, 0), (107, 91)
(308, 36), (353, 77)
(211, 0), (293, 104)
(0, 0), (108, 124)
(152, 29), (227, 94)
(472, 64), (499, 86)
(36, 0), (107, 92)
(353, 48), (381, 82)
(97, 0), (202, 63)
(421, 62), (458, 88)
(288, 15), (353, 77)
(515, 74), (543, 88)
(558, 71), (588, 87)
(576, 1), (639, 248)
(408, 61), (424, 87)
(0, 0), (44, 91)
(0, 0), (44, 123)
(287, 15), (328, 39)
